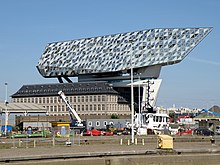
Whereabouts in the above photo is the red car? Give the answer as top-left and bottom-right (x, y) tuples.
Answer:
(101, 131), (112, 136)
(176, 128), (193, 135)
(84, 129), (101, 136)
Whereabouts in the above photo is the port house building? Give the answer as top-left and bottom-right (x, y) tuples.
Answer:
(35, 27), (212, 113)
(10, 27), (212, 127)
(37, 27), (212, 83)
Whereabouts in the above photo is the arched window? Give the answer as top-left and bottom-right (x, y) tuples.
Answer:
(103, 121), (107, 126)
(96, 121), (100, 126)
(88, 121), (92, 127)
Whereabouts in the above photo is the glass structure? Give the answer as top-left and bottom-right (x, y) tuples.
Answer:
(37, 27), (212, 81)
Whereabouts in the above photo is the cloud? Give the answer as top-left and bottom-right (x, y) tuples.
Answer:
(189, 57), (220, 66)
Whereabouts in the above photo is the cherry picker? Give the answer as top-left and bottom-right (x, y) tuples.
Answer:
(58, 91), (85, 132)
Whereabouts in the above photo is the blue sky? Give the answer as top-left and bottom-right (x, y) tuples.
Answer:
(0, 0), (219, 109)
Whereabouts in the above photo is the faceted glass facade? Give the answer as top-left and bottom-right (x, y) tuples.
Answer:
(37, 27), (212, 78)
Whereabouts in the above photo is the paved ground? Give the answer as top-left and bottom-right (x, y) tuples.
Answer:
(0, 135), (219, 159)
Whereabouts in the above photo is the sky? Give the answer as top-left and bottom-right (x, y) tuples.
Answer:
(0, 0), (219, 109)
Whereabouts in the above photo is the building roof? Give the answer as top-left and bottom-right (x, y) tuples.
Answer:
(11, 82), (118, 98)
(0, 103), (47, 113)
(37, 27), (212, 79)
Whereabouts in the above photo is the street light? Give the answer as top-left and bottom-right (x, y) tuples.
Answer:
(138, 73), (141, 134)
(129, 40), (134, 144)
(4, 83), (9, 135)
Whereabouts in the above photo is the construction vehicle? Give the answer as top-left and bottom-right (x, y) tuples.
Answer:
(58, 91), (85, 131)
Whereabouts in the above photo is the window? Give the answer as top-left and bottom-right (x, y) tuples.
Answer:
(102, 104), (105, 111)
(78, 96), (81, 102)
(90, 104), (93, 111)
(159, 116), (162, 122)
(82, 105), (84, 111)
(58, 105), (61, 112)
(78, 105), (80, 111)
(98, 96), (101, 102)
(74, 96), (76, 102)
(59, 98), (62, 104)
(96, 121), (100, 126)
(109, 121), (114, 125)
(50, 97), (53, 104)
(90, 96), (92, 102)
(102, 95), (105, 101)
(50, 106), (53, 112)
(88, 121), (92, 127)
(62, 105), (65, 111)
(82, 96), (84, 102)
(94, 96), (97, 102)
(103, 121), (107, 126)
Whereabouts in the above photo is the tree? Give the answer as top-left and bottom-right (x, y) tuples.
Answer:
(111, 114), (119, 119)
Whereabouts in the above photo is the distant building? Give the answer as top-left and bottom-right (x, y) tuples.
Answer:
(0, 102), (47, 126)
(86, 119), (130, 130)
(11, 82), (131, 118)
(194, 106), (220, 129)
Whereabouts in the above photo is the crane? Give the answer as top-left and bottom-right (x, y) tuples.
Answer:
(58, 91), (84, 127)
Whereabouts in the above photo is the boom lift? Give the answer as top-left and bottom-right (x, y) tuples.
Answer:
(58, 91), (84, 128)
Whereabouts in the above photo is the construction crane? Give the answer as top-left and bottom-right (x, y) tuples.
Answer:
(58, 91), (84, 127)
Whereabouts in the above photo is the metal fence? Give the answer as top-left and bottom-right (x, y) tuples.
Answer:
(0, 136), (82, 149)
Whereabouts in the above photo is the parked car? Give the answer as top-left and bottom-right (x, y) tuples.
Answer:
(101, 130), (112, 136)
(176, 128), (193, 135)
(83, 129), (101, 136)
(113, 129), (130, 135)
(194, 128), (215, 136)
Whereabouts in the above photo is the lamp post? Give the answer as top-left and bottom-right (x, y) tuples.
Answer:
(4, 83), (8, 135)
(129, 40), (134, 144)
(138, 74), (141, 134)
